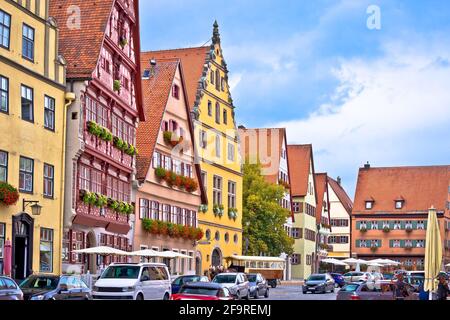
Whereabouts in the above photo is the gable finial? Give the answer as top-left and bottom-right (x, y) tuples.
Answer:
(212, 20), (220, 45)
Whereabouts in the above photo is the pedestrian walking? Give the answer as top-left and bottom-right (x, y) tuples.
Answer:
(392, 273), (409, 300)
(436, 275), (450, 301)
(418, 281), (429, 301)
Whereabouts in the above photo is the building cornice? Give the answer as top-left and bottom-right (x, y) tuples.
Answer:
(198, 220), (243, 233)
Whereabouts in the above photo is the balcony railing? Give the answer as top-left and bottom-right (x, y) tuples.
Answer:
(85, 131), (133, 169)
(74, 201), (130, 234)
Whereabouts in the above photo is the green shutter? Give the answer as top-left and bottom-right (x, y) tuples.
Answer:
(356, 240), (360, 248)
(389, 240), (394, 248)
(400, 221), (406, 229)
(356, 221), (361, 230)
(412, 240), (417, 247)
(378, 240), (382, 247)
(424, 221), (428, 229)
(400, 240), (405, 248)
(378, 221), (383, 229)
(412, 221), (418, 229)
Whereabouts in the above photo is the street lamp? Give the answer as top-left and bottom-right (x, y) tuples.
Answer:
(23, 199), (42, 216)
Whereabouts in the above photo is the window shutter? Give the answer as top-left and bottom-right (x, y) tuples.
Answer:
(389, 240), (393, 248)
(400, 240), (405, 248)
(356, 221), (360, 230)
(389, 221), (395, 229)
(356, 240), (360, 248)
(412, 221), (417, 229)
(412, 240), (417, 247)
(400, 221), (406, 229)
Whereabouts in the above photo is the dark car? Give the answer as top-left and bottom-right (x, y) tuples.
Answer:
(171, 275), (209, 294)
(247, 273), (269, 299)
(19, 275), (92, 300)
(337, 281), (418, 300)
(303, 273), (335, 294)
(330, 273), (345, 288)
(171, 282), (234, 301)
(405, 275), (424, 291)
(0, 276), (23, 300)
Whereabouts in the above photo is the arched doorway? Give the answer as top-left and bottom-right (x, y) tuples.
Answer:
(12, 213), (34, 280)
(211, 248), (222, 267)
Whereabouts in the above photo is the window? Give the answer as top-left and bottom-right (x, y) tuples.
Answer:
(233, 234), (238, 244)
(417, 221), (425, 230)
(292, 254), (301, 265)
(213, 175), (222, 205)
(208, 101), (212, 116)
(221, 78), (226, 92)
(215, 70), (220, 91)
(152, 152), (162, 168)
(393, 240), (401, 248)
(227, 143), (235, 162)
(172, 84), (180, 99)
(306, 255), (312, 266)
(215, 231), (220, 241)
(365, 201), (373, 210)
(22, 24), (35, 61)
(215, 103), (220, 124)
(40, 228), (53, 273)
(201, 171), (207, 191)
(21, 85), (33, 122)
(151, 201), (160, 220)
(0, 151), (7, 182)
(215, 135), (221, 157)
(395, 201), (404, 209)
(328, 236), (349, 244)
(292, 228), (302, 239)
(370, 221), (378, 230)
(0, 223), (5, 262)
(19, 156), (33, 193)
(228, 181), (236, 209)
(0, 75), (8, 113)
(205, 229), (211, 241)
(210, 70), (215, 85)
(200, 130), (207, 149)
(304, 229), (316, 241)
(331, 219), (349, 227)
(223, 109), (227, 125)
(142, 69), (150, 78)
(394, 220), (401, 230)
(43, 164), (54, 198)
(293, 202), (302, 213)
(416, 240), (425, 248)
(139, 199), (150, 219)
(0, 10), (10, 49)
(44, 96), (55, 131)
(224, 233), (229, 243)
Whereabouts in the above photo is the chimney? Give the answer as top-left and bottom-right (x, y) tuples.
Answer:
(337, 176), (342, 185)
(150, 58), (157, 76)
(364, 162), (371, 169)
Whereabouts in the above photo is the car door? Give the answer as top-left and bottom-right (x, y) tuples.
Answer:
(241, 274), (249, 296)
(157, 266), (170, 299)
(149, 266), (165, 300)
(0, 278), (19, 300)
(140, 267), (153, 300)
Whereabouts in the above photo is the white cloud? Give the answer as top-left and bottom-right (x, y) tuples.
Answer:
(271, 39), (450, 195)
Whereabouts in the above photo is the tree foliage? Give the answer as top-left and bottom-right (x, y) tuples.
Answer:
(242, 163), (294, 256)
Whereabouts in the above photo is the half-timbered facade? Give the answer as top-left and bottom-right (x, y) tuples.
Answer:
(50, 0), (144, 274)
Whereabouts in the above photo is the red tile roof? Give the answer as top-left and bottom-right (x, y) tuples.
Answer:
(136, 59), (179, 181)
(287, 145), (316, 199)
(239, 128), (287, 184)
(141, 47), (210, 111)
(353, 165), (450, 213)
(314, 173), (328, 223)
(49, 0), (114, 79)
(328, 177), (353, 215)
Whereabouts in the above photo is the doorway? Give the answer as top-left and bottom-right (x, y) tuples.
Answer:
(211, 248), (222, 267)
(195, 253), (202, 275)
(12, 213), (34, 281)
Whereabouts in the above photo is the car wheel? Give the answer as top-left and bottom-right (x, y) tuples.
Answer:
(163, 293), (170, 301)
(245, 291), (250, 300)
(136, 293), (144, 301)
(264, 288), (269, 299)
(254, 290), (259, 299)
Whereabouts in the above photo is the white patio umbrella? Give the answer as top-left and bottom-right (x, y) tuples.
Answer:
(130, 249), (161, 257)
(343, 258), (367, 272)
(158, 251), (193, 259)
(446, 263), (450, 267)
(322, 258), (348, 266)
(73, 246), (129, 256)
(367, 262), (384, 267)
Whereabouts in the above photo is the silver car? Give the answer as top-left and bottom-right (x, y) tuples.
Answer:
(212, 273), (250, 300)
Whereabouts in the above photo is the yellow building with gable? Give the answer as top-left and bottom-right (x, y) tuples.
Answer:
(0, 0), (70, 279)
(144, 22), (243, 274)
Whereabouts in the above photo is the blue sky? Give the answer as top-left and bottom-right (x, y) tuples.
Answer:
(140, 0), (450, 196)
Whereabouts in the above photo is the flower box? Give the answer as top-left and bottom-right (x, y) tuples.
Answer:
(0, 182), (19, 206)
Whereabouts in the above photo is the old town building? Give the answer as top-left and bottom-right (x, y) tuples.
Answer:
(352, 164), (450, 269)
(327, 176), (352, 260)
(287, 145), (318, 279)
(142, 22), (243, 273)
(50, 0), (144, 274)
(0, 0), (68, 279)
(135, 57), (206, 275)
(238, 127), (294, 280)
(314, 173), (332, 268)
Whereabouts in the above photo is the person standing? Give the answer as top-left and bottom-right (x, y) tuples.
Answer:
(392, 274), (409, 300)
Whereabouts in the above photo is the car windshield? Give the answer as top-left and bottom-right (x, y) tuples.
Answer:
(308, 275), (325, 281)
(181, 276), (201, 284)
(341, 284), (360, 292)
(247, 275), (257, 282)
(212, 275), (237, 284)
(383, 274), (394, 279)
(100, 266), (141, 279)
(180, 287), (219, 296)
(19, 276), (59, 290)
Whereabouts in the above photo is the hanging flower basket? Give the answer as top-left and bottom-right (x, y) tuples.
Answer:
(113, 80), (121, 92)
(0, 182), (19, 206)
(119, 37), (128, 48)
(370, 246), (378, 252)
(382, 226), (390, 233)
(360, 227), (367, 233)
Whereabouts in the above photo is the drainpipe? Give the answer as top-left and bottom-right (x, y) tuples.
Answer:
(58, 92), (76, 275)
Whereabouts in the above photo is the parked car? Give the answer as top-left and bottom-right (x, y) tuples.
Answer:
(407, 271), (425, 278)
(0, 276), (23, 300)
(171, 282), (234, 301)
(19, 275), (91, 300)
(247, 273), (269, 299)
(330, 273), (345, 288)
(212, 273), (250, 300)
(303, 273), (335, 294)
(370, 272), (384, 281)
(171, 275), (209, 294)
(337, 281), (418, 300)
(343, 272), (374, 283)
(382, 273), (394, 280)
(405, 275), (424, 291)
(92, 263), (171, 300)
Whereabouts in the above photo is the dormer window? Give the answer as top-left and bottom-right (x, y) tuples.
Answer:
(365, 201), (374, 210)
(395, 200), (404, 209)
(142, 69), (150, 79)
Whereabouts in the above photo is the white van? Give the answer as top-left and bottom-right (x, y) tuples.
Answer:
(92, 263), (171, 300)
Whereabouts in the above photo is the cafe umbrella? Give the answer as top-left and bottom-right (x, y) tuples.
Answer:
(73, 246), (130, 274)
(342, 258), (368, 272)
(424, 206), (443, 300)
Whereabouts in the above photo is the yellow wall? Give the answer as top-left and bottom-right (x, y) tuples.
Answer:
(0, 0), (66, 276)
(194, 41), (243, 273)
